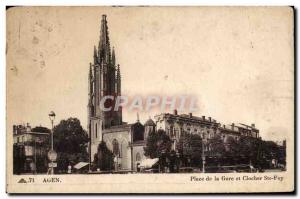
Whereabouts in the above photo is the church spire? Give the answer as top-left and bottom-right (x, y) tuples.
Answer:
(93, 45), (98, 64)
(116, 64), (121, 95)
(88, 63), (93, 110)
(117, 64), (120, 78)
(98, 14), (111, 64)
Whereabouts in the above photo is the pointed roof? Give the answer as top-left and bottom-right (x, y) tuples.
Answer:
(98, 14), (111, 63)
(116, 64), (121, 79)
(145, 118), (156, 126)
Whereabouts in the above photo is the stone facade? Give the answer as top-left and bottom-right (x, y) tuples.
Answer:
(154, 110), (260, 151)
(13, 124), (50, 174)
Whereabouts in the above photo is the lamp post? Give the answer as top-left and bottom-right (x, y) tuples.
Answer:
(48, 111), (56, 175)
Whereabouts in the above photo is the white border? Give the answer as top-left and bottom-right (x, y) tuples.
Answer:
(1, 0), (299, 198)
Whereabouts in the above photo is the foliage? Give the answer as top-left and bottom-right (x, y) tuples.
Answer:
(53, 118), (89, 172)
(223, 136), (286, 169)
(207, 134), (226, 157)
(144, 129), (172, 159)
(31, 126), (51, 133)
(176, 133), (203, 167)
(225, 136), (241, 156)
(92, 141), (114, 171)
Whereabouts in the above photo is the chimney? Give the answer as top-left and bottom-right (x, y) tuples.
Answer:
(208, 117), (211, 122)
(189, 113), (192, 118)
(223, 124), (225, 128)
(231, 123), (235, 130)
(202, 116), (205, 120)
(174, 109), (178, 115)
(13, 125), (16, 134)
(251, 123), (255, 128)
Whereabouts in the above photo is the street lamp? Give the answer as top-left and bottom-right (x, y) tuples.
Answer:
(48, 111), (56, 175)
(49, 111), (55, 151)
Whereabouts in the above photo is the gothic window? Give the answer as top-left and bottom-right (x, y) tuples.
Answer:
(170, 125), (174, 137)
(103, 76), (106, 90)
(112, 139), (120, 157)
(132, 123), (145, 142)
(136, 153), (141, 162)
(119, 142), (122, 158)
(95, 123), (98, 138)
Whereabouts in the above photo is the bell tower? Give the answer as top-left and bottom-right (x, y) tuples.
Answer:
(88, 15), (123, 161)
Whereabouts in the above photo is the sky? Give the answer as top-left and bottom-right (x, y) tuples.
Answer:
(6, 6), (294, 141)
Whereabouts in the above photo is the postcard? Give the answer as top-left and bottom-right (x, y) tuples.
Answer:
(6, 6), (294, 193)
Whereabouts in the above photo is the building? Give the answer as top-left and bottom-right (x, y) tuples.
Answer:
(13, 124), (50, 174)
(154, 110), (260, 151)
(88, 15), (155, 171)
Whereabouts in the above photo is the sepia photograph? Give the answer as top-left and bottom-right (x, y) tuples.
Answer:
(6, 6), (294, 193)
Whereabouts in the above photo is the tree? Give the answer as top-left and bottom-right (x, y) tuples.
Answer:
(13, 144), (25, 174)
(207, 134), (226, 157)
(53, 118), (89, 173)
(144, 129), (172, 159)
(224, 136), (245, 165)
(177, 133), (202, 167)
(32, 126), (51, 134)
(92, 141), (114, 171)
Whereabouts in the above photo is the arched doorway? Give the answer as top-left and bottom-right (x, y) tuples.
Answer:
(112, 139), (120, 171)
(112, 139), (120, 157)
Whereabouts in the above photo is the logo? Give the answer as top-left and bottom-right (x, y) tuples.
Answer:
(18, 178), (27, 183)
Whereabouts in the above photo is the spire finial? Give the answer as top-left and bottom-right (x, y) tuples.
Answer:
(117, 64), (121, 77)
(137, 112), (140, 122)
(99, 14), (110, 63)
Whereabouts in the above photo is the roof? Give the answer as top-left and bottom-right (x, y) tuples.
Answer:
(145, 118), (155, 126)
(139, 158), (159, 169)
(74, 162), (89, 170)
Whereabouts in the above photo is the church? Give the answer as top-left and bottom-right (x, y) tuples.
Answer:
(87, 15), (155, 171)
